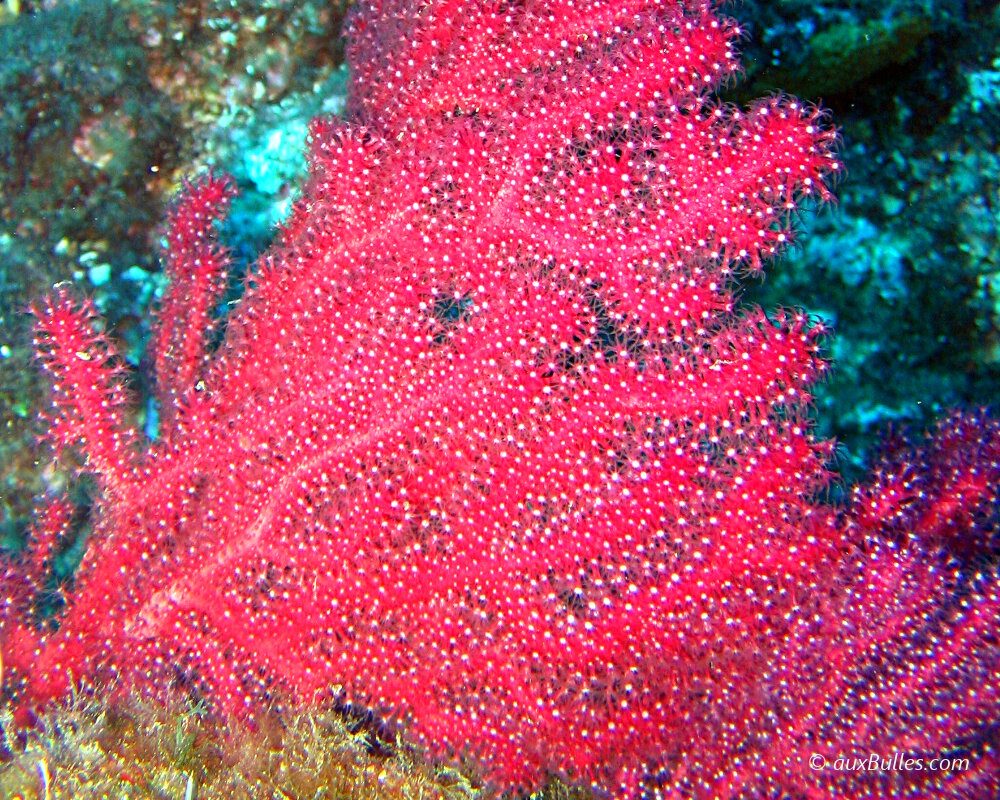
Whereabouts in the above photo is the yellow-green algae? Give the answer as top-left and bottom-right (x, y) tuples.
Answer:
(0, 692), (482, 800)
(0, 691), (600, 799)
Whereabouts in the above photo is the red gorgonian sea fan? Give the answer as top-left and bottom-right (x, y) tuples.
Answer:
(3, 0), (999, 796)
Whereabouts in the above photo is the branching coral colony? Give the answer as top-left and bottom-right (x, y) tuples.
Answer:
(3, 0), (999, 797)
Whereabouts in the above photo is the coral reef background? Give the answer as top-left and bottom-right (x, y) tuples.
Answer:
(1, 0), (349, 541)
(733, 0), (1000, 478)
